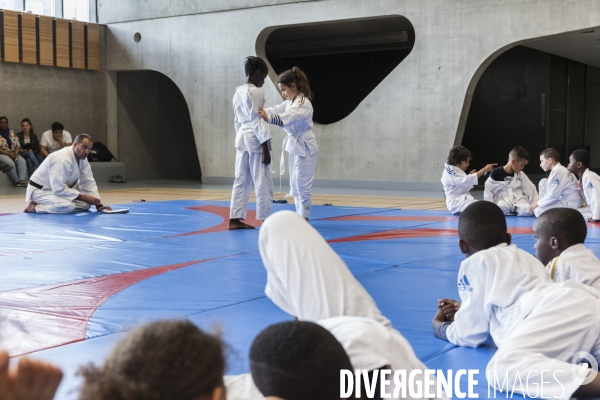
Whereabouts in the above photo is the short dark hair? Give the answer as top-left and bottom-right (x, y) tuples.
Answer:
(540, 148), (560, 163)
(51, 122), (64, 132)
(447, 145), (473, 166)
(250, 321), (353, 400)
(536, 208), (587, 246)
(571, 149), (591, 169)
(244, 56), (268, 77)
(509, 146), (530, 161)
(0, 116), (8, 123)
(458, 201), (508, 251)
(74, 133), (92, 144)
(78, 320), (225, 400)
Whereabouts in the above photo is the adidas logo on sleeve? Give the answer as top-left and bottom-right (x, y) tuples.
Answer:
(445, 166), (454, 175)
(458, 275), (473, 292)
(551, 178), (560, 185)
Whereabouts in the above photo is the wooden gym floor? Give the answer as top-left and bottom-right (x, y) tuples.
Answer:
(0, 181), (449, 214)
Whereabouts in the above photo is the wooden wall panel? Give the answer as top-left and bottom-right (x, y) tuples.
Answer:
(39, 16), (53, 66)
(3, 10), (19, 63)
(86, 23), (99, 70)
(21, 13), (37, 64)
(55, 18), (69, 67)
(71, 21), (84, 69)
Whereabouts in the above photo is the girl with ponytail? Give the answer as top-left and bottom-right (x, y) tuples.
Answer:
(258, 66), (318, 220)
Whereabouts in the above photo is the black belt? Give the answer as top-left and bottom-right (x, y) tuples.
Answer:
(28, 180), (43, 190)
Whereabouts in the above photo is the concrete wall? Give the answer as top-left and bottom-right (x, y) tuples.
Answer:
(101, 0), (600, 187)
(97, 0), (316, 24)
(0, 26), (107, 145)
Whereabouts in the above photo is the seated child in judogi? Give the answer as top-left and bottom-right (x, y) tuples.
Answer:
(441, 145), (497, 214)
(433, 201), (600, 399)
(484, 146), (537, 216)
(531, 148), (582, 217)
(568, 149), (600, 222)
(533, 207), (600, 291)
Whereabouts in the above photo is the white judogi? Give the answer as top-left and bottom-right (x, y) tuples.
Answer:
(319, 316), (448, 400)
(225, 316), (448, 400)
(264, 95), (318, 218)
(535, 163), (582, 217)
(546, 243), (600, 291)
(25, 146), (99, 214)
(446, 243), (600, 399)
(441, 164), (478, 214)
(577, 168), (600, 221)
(484, 171), (538, 216)
(230, 84), (273, 221)
(258, 210), (390, 326)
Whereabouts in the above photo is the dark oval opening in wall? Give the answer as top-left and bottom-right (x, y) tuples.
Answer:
(263, 15), (415, 125)
(117, 70), (202, 180)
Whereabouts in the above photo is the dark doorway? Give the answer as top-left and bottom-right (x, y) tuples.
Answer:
(264, 16), (415, 124)
(117, 70), (201, 180)
(462, 45), (588, 179)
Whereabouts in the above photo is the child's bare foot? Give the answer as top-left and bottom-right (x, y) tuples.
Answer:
(23, 201), (37, 213)
(228, 219), (255, 230)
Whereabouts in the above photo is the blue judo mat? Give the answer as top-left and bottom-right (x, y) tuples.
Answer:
(0, 200), (595, 399)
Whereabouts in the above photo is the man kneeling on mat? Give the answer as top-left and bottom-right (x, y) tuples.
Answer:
(433, 201), (600, 398)
(24, 134), (112, 214)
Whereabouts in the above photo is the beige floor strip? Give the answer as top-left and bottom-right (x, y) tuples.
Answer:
(0, 188), (448, 214)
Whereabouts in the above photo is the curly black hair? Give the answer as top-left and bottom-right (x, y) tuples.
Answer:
(244, 56), (268, 77)
(446, 145), (473, 166)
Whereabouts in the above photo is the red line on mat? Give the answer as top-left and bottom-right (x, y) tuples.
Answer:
(0, 258), (213, 357)
(166, 205), (262, 237)
(328, 227), (533, 244)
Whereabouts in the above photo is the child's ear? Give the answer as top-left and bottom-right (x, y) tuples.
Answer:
(550, 237), (559, 250)
(506, 232), (512, 245)
(458, 239), (469, 254)
(209, 386), (224, 400)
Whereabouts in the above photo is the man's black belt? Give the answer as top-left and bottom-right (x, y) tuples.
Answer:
(28, 180), (43, 190)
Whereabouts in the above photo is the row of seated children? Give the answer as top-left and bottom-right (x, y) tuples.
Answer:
(5, 208), (600, 399)
(442, 144), (600, 221)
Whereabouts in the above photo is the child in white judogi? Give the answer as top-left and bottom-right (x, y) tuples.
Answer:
(533, 207), (600, 291)
(258, 67), (317, 220)
(484, 146), (538, 216)
(225, 316), (448, 400)
(441, 145), (497, 214)
(568, 149), (600, 221)
(252, 210), (447, 399)
(531, 148), (582, 217)
(434, 201), (600, 399)
(229, 57), (273, 230)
